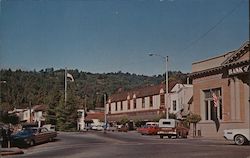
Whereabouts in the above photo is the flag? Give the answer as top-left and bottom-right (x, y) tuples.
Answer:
(212, 92), (218, 107)
(211, 92), (220, 132)
(67, 73), (74, 82)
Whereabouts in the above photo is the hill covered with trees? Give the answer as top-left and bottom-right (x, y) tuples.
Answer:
(0, 68), (187, 130)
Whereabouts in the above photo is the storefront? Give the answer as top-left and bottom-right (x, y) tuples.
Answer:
(189, 41), (249, 138)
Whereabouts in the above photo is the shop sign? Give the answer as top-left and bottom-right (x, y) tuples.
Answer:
(228, 65), (250, 75)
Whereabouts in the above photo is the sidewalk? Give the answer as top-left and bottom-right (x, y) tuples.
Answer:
(1, 147), (24, 156)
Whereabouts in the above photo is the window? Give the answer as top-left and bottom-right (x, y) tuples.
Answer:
(162, 121), (171, 125)
(142, 98), (145, 108)
(120, 101), (123, 111)
(160, 94), (165, 106)
(173, 100), (177, 111)
(115, 102), (118, 111)
(133, 99), (136, 109)
(149, 96), (153, 107)
(203, 88), (222, 120)
(128, 100), (130, 110)
(108, 104), (111, 113)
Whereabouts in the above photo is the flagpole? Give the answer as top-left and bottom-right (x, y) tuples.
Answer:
(65, 67), (67, 107)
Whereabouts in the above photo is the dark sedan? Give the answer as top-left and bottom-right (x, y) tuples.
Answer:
(11, 127), (57, 147)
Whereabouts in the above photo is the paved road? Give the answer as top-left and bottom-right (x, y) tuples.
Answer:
(5, 131), (250, 158)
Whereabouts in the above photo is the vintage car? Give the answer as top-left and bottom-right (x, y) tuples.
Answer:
(157, 119), (189, 139)
(11, 127), (57, 147)
(224, 129), (250, 145)
(117, 125), (128, 132)
(137, 125), (159, 135)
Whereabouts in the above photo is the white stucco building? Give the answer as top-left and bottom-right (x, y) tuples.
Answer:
(77, 109), (85, 131)
(168, 84), (193, 119)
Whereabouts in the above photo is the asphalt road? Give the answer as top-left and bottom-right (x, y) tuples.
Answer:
(5, 131), (250, 158)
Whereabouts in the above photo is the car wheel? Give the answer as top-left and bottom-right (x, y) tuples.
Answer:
(160, 135), (164, 139)
(234, 135), (247, 145)
(168, 136), (171, 139)
(49, 137), (54, 142)
(30, 140), (35, 146)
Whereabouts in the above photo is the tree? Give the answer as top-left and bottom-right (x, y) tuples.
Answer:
(56, 92), (78, 131)
(45, 89), (61, 125)
(119, 117), (129, 125)
(186, 113), (202, 137)
(0, 111), (19, 125)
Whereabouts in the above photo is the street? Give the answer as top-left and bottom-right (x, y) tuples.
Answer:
(4, 131), (250, 158)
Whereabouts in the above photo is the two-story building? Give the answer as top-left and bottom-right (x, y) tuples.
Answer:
(169, 84), (193, 119)
(189, 41), (249, 138)
(106, 83), (177, 125)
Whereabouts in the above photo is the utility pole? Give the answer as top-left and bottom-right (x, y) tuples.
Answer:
(149, 54), (169, 119)
(104, 93), (107, 133)
(29, 101), (32, 123)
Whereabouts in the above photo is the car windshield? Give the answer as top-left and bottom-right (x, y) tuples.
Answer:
(15, 128), (37, 136)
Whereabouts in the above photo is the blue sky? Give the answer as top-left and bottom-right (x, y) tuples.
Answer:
(0, 0), (248, 75)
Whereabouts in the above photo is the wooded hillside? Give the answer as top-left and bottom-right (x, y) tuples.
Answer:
(0, 68), (187, 111)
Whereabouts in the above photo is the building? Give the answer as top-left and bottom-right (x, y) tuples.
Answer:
(77, 109), (85, 131)
(189, 41), (249, 138)
(169, 84), (193, 119)
(32, 104), (47, 127)
(106, 83), (177, 124)
(8, 104), (47, 127)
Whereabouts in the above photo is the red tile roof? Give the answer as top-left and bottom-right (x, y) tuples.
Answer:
(109, 82), (177, 103)
(85, 112), (104, 121)
(32, 104), (47, 112)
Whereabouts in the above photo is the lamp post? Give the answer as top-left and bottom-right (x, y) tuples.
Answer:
(104, 93), (107, 133)
(149, 53), (169, 119)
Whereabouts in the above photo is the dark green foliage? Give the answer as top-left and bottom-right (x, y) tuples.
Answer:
(119, 117), (129, 125)
(0, 111), (19, 125)
(0, 69), (187, 130)
(169, 113), (177, 119)
(186, 113), (202, 137)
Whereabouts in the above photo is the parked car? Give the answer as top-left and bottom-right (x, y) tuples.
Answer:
(117, 125), (128, 132)
(42, 124), (56, 132)
(106, 125), (116, 132)
(11, 127), (57, 147)
(157, 119), (189, 139)
(137, 125), (159, 135)
(92, 125), (104, 131)
(224, 129), (250, 145)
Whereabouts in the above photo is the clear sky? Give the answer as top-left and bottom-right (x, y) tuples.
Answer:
(0, 0), (248, 76)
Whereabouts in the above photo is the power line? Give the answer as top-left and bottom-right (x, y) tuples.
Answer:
(182, 0), (245, 51)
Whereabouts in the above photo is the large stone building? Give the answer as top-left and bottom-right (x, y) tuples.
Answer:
(189, 41), (250, 138)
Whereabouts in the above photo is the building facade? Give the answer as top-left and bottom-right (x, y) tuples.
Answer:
(189, 41), (250, 138)
(169, 84), (193, 119)
(77, 109), (85, 131)
(106, 83), (177, 123)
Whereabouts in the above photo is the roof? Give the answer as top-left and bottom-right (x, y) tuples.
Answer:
(85, 112), (104, 121)
(109, 82), (177, 103)
(32, 105), (47, 112)
(189, 41), (249, 79)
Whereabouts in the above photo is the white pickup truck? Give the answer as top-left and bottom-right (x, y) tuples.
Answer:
(224, 129), (250, 145)
(157, 119), (189, 139)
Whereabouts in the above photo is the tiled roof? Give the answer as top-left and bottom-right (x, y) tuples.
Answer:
(32, 104), (47, 112)
(109, 81), (177, 103)
(85, 112), (104, 121)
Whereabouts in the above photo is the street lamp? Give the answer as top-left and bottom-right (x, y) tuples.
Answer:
(149, 53), (169, 119)
(104, 93), (107, 132)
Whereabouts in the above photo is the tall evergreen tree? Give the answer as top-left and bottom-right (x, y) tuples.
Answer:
(56, 92), (78, 131)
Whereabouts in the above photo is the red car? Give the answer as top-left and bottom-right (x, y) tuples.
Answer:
(137, 125), (159, 135)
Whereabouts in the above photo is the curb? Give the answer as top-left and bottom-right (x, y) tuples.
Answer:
(1, 148), (24, 156)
